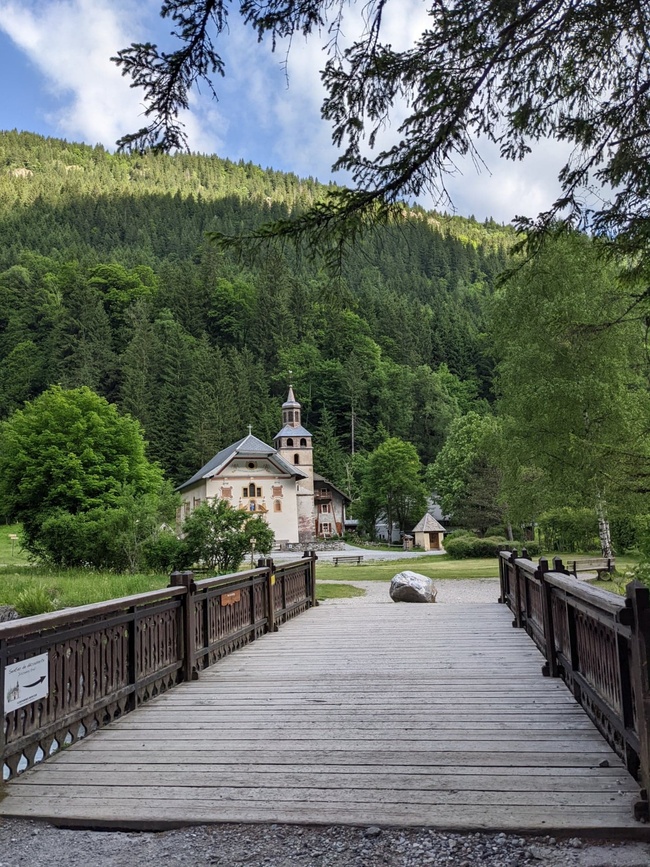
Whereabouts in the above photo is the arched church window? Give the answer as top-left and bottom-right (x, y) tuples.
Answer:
(287, 411), (294, 422)
(294, 454), (300, 465)
(274, 500), (282, 512)
(286, 438), (294, 446)
(248, 482), (256, 497)
(300, 438), (307, 447)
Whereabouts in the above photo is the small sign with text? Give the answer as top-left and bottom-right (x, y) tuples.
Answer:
(4, 653), (49, 714)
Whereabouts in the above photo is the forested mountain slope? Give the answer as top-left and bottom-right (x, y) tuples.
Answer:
(0, 131), (513, 486)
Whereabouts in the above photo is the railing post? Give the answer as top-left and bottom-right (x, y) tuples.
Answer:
(538, 557), (559, 678)
(264, 557), (278, 632)
(0, 636), (6, 791)
(552, 556), (566, 573)
(626, 581), (650, 822)
(304, 550), (318, 607)
(127, 604), (138, 710)
(312, 549), (319, 607)
(275, 556), (286, 616)
(169, 570), (198, 682)
(552, 556), (581, 702)
(265, 560), (276, 633)
(498, 552), (507, 604)
(510, 549), (522, 628)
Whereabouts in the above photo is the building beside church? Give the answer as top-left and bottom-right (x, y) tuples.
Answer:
(177, 388), (349, 546)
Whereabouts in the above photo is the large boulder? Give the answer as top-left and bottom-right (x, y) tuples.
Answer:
(389, 571), (437, 603)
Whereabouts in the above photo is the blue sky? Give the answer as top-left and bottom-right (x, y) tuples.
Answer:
(0, 0), (569, 224)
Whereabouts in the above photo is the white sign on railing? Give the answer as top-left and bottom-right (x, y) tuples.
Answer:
(4, 653), (49, 714)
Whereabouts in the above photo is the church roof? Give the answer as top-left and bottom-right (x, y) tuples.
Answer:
(282, 386), (300, 409)
(176, 433), (307, 492)
(274, 424), (312, 439)
(412, 513), (446, 533)
(313, 472), (351, 503)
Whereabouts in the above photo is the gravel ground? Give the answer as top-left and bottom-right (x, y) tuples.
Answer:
(272, 545), (447, 563)
(318, 577), (501, 605)
(2, 578), (649, 865)
(0, 819), (649, 867)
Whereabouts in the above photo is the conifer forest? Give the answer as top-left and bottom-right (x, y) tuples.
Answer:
(0, 131), (511, 494)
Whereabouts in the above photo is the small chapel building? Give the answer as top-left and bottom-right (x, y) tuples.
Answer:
(176, 388), (348, 546)
(412, 513), (446, 551)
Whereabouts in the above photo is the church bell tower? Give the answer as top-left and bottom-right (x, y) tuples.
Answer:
(274, 387), (315, 544)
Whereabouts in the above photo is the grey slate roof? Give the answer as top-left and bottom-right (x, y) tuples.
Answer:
(313, 472), (351, 503)
(412, 513), (446, 534)
(274, 424), (312, 439)
(177, 433), (306, 492)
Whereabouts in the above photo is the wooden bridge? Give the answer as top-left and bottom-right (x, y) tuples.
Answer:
(1, 552), (649, 837)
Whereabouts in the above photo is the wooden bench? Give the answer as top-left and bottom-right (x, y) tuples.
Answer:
(568, 557), (615, 580)
(332, 555), (364, 566)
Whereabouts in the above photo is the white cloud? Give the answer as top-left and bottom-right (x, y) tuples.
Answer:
(0, 0), (574, 223)
(210, 0), (570, 223)
(0, 0), (222, 150)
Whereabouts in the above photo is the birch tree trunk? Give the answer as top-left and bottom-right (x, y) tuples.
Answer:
(596, 494), (613, 558)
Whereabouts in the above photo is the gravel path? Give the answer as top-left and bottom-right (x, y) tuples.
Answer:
(319, 577), (500, 605)
(0, 819), (649, 867)
(2, 578), (649, 866)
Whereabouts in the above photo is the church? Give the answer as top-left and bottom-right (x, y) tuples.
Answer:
(176, 388), (349, 545)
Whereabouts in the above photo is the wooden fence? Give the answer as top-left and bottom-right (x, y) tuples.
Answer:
(498, 549), (650, 821)
(1, 554), (317, 782)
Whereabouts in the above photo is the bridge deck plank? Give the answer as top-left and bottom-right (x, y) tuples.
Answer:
(0, 601), (645, 835)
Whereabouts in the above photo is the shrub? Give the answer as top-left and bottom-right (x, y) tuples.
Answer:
(14, 585), (56, 617)
(484, 525), (507, 538)
(519, 540), (541, 558)
(142, 531), (186, 573)
(444, 529), (473, 541)
(445, 534), (541, 559)
(629, 561), (650, 591)
(538, 508), (598, 552)
(445, 534), (511, 558)
(444, 534), (475, 558)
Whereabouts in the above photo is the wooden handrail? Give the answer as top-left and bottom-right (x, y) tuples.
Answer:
(0, 586), (187, 638)
(1, 554), (318, 783)
(544, 571), (627, 617)
(498, 550), (650, 821)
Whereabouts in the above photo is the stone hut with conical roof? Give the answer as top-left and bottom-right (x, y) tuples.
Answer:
(412, 513), (446, 551)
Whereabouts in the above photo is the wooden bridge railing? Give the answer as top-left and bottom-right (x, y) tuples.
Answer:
(1, 553), (317, 782)
(498, 549), (650, 821)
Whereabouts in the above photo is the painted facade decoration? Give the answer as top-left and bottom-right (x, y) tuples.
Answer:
(177, 389), (349, 546)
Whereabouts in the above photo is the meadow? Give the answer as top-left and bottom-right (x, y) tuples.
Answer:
(0, 524), (638, 614)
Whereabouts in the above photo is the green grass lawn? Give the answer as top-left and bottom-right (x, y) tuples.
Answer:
(316, 551), (642, 586)
(316, 554), (501, 583)
(0, 523), (30, 566)
(0, 565), (169, 613)
(316, 582), (366, 601)
(0, 520), (641, 614)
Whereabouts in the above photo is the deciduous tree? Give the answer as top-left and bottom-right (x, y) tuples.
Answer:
(181, 499), (274, 573)
(0, 386), (174, 568)
(356, 437), (427, 538)
(492, 232), (650, 555)
(427, 411), (503, 534)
